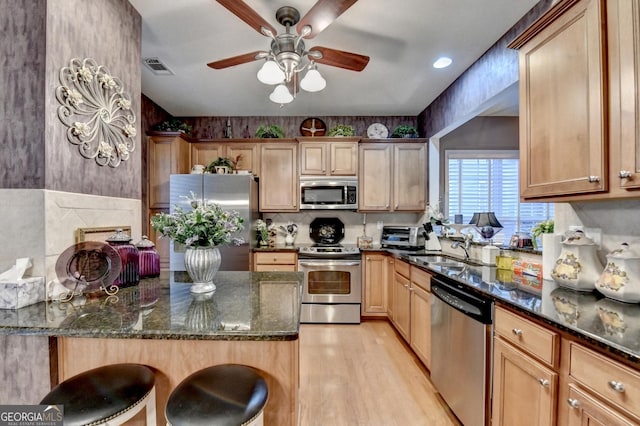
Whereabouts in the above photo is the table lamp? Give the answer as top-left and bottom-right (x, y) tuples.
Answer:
(470, 212), (503, 265)
(469, 212), (503, 240)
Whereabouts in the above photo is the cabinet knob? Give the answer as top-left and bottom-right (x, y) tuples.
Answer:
(538, 378), (550, 388)
(512, 328), (523, 337)
(567, 398), (580, 409)
(587, 175), (601, 183)
(608, 380), (625, 393)
(619, 170), (632, 179)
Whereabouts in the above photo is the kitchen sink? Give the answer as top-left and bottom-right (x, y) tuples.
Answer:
(414, 255), (467, 268)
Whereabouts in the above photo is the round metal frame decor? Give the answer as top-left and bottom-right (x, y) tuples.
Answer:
(56, 58), (136, 167)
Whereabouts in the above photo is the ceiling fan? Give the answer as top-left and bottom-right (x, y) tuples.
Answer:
(207, 0), (370, 103)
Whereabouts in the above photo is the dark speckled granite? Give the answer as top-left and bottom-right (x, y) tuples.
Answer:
(395, 252), (640, 365)
(0, 271), (303, 341)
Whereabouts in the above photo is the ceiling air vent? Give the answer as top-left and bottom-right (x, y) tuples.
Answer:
(143, 57), (174, 75)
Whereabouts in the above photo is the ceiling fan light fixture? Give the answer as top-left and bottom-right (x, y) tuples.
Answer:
(300, 67), (326, 92)
(269, 83), (294, 104)
(257, 60), (285, 84)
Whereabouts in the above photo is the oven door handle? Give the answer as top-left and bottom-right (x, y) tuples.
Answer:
(298, 261), (361, 267)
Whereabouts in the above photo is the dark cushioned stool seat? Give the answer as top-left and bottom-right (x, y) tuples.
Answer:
(40, 363), (156, 426)
(165, 364), (268, 426)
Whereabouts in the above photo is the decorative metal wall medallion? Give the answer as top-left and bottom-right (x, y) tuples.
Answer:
(56, 58), (136, 167)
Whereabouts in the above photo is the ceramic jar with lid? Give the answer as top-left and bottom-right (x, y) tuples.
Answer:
(596, 242), (640, 303)
(136, 236), (160, 279)
(551, 230), (602, 291)
(106, 229), (139, 286)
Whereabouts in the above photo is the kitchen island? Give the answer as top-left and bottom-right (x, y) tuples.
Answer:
(0, 271), (303, 426)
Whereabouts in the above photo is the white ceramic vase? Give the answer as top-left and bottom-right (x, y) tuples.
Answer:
(184, 246), (220, 293)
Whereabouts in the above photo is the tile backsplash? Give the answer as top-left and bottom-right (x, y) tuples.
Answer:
(263, 210), (424, 246)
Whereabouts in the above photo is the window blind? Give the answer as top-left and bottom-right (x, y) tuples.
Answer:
(446, 150), (554, 244)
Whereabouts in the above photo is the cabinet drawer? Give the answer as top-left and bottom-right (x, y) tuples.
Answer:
(570, 342), (640, 419)
(394, 259), (410, 279)
(254, 252), (297, 265)
(410, 266), (431, 291)
(495, 306), (559, 367)
(254, 264), (297, 272)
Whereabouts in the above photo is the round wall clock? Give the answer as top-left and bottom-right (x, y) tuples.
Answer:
(300, 117), (327, 136)
(367, 122), (389, 139)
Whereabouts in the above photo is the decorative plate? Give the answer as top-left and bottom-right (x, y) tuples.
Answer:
(300, 117), (327, 137)
(309, 217), (345, 245)
(367, 122), (389, 139)
(55, 241), (122, 294)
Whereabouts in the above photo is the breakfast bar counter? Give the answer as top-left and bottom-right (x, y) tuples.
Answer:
(0, 271), (303, 425)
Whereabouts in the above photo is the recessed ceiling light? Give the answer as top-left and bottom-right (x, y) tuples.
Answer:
(433, 57), (452, 69)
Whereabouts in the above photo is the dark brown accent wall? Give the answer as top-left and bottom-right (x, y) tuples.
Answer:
(1, 0), (142, 199)
(0, 0), (47, 189)
(418, 0), (554, 138)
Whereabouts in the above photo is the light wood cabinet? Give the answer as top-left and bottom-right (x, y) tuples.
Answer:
(607, 0), (640, 195)
(567, 342), (640, 423)
(392, 259), (411, 341)
(566, 384), (637, 426)
(259, 143), (298, 212)
(510, 0), (607, 200)
(147, 134), (190, 209)
(253, 252), (297, 272)
(359, 142), (426, 211)
(190, 141), (260, 176)
(386, 257), (395, 320)
(393, 144), (427, 211)
(148, 208), (170, 271)
(492, 337), (558, 426)
(409, 266), (431, 369)
(362, 252), (388, 317)
(298, 140), (358, 176)
(511, 0), (640, 201)
(359, 144), (392, 211)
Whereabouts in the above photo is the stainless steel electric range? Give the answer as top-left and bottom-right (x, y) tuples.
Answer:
(297, 218), (361, 324)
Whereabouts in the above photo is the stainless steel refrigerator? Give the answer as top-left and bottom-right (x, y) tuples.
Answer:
(169, 174), (258, 271)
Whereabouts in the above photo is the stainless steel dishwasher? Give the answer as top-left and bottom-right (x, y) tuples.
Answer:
(430, 275), (494, 426)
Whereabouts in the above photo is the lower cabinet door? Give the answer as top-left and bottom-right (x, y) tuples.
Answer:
(492, 338), (557, 426)
(410, 284), (430, 369)
(566, 384), (638, 426)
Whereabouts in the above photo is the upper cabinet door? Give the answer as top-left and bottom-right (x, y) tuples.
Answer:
(359, 144), (392, 211)
(148, 135), (189, 209)
(299, 142), (327, 175)
(512, 0), (607, 200)
(190, 143), (224, 169)
(259, 143), (299, 212)
(609, 0), (640, 192)
(393, 143), (426, 211)
(330, 142), (358, 176)
(226, 142), (260, 176)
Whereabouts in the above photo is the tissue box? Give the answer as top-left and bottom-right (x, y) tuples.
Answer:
(0, 277), (46, 309)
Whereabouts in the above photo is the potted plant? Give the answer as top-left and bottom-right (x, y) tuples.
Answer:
(391, 125), (418, 138)
(205, 157), (234, 174)
(151, 193), (244, 293)
(152, 118), (193, 135)
(327, 124), (355, 137)
(255, 124), (285, 138)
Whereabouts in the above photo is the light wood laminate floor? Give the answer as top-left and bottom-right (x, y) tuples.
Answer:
(299, 320), (461, 426)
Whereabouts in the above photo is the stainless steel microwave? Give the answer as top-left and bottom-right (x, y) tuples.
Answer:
(299, 176), (358, 210)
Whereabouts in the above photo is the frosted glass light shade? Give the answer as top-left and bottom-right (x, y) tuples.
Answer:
(300, 68), (326, 92)
(257, 60), (285, 85)
(269, 84), (293, 104)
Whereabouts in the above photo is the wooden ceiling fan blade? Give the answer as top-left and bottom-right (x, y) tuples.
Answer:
(297, 0), (359, 39)
(309, 46), (369, 72)
(207, 51), (265, 69)
(215, 0), (276, 36)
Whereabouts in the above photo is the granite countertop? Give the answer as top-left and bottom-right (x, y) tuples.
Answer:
(394, 251), (640, 364)
(0, 271), (303, 341)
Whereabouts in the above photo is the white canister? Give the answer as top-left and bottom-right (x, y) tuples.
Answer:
(551, 230), (602, 291)
(596, 242), (640, 303)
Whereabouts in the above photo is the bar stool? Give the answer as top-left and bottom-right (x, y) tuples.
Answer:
(165, 364), (268, 426)
(40, 363), (156, 426)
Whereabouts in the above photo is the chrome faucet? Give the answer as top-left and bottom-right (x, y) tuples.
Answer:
(451, 233), (473, 260)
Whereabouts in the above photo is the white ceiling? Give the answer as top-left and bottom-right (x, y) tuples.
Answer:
(129, 0), (539, 117)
